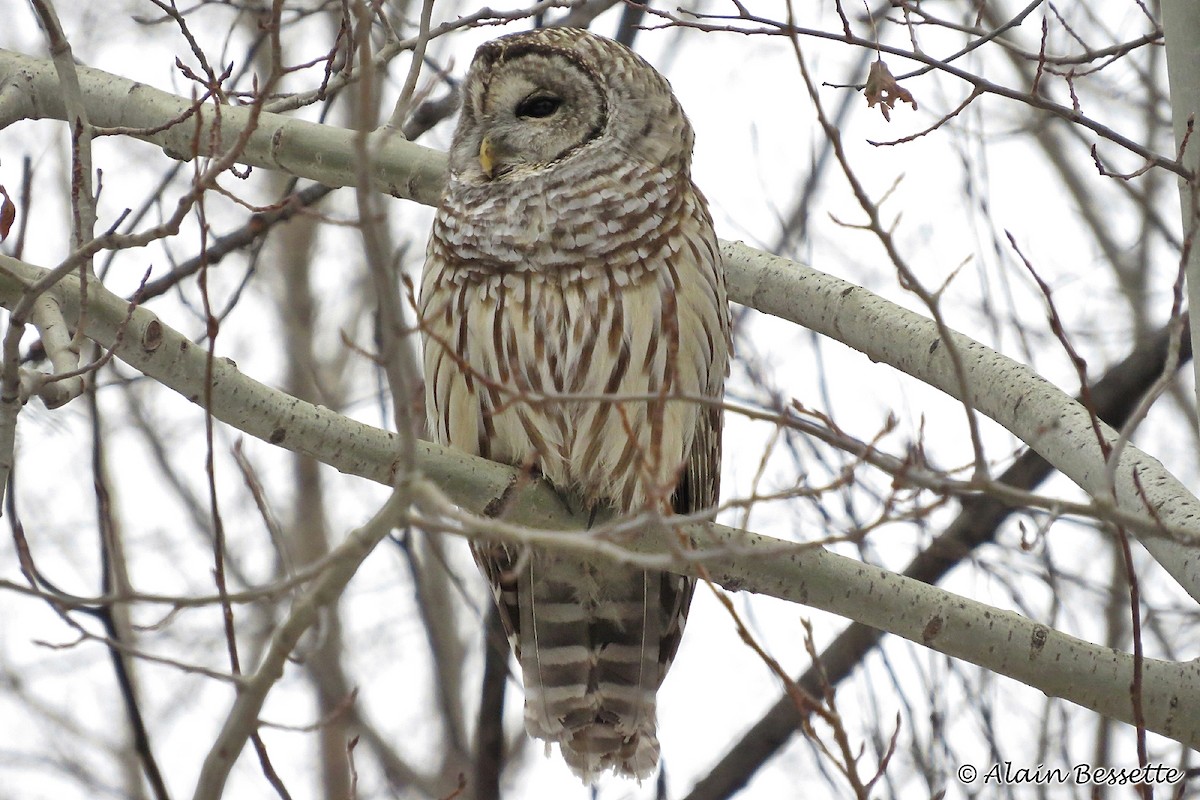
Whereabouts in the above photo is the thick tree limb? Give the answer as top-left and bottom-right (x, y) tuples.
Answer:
(723, 244), (1200, 599)
(0, 49), (445, 205)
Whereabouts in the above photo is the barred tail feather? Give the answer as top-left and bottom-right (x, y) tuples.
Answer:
(557, 716), (659, 782)
(517, 552), (670, 781)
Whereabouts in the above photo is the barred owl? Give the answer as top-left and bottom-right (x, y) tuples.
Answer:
(420, 27), (729, 781)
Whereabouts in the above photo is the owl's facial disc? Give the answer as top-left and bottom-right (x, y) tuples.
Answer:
(470, 52), (607, 180)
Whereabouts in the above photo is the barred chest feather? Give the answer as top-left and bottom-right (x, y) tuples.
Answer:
(421, 164), (723, 513)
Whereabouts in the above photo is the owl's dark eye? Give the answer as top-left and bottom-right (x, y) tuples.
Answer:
(516, 94), (562, 119)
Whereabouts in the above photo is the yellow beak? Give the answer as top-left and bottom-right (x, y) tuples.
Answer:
(479, 136), (496, 179)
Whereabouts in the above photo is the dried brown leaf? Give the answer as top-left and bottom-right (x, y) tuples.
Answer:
(0, 186), (14, 241)
(864, 59), (917, 122)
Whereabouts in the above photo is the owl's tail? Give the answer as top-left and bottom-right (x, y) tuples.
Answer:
(516, 552), (691, 782)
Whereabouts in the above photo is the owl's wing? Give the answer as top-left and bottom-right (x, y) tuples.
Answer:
(656, 392), (722, 677)
(471, 540), (523, 654)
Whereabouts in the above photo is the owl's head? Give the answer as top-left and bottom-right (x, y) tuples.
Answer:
(447, 28), (694, 184)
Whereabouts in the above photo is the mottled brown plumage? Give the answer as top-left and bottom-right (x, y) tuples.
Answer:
(420, 27), (729, 781)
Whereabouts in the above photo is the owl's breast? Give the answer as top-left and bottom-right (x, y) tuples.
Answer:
(422, 166), (722, 512)
(434, 161), (677, 279)
(422, 255), (707, 512)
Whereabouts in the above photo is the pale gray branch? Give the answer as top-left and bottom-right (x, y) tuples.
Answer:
(0, 49), (446, 206)
(193, 488), (417, 800)
(28, 293), (85, 407)
(722, 243), (1200, 601)
(1161, 2), (1200, 425)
